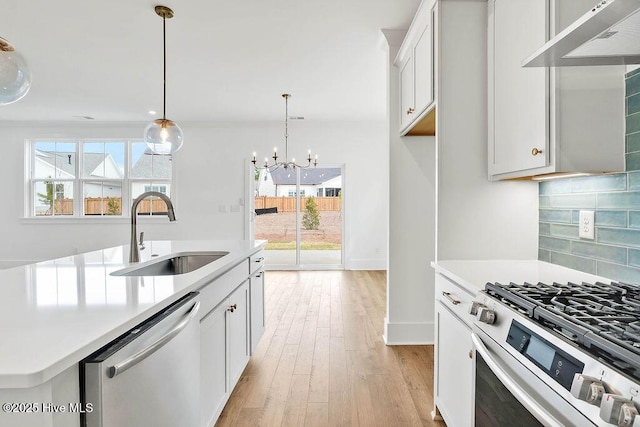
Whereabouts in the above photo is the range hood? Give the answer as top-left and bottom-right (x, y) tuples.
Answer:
(523, 0), (640, 67)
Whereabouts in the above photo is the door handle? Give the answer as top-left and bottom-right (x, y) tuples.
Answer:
(108, 301), (200, 378)
(471, 333), (563, 427)
(442, 291), (460, 305)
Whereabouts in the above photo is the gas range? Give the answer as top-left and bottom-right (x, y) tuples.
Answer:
(485, 281), (640, 383)
(472, 280), (640, 427)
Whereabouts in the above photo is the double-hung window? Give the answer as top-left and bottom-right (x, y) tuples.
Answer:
(27, 140), (174, 218)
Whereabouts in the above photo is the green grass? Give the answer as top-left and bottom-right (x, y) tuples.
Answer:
(266, 241), (341, 250)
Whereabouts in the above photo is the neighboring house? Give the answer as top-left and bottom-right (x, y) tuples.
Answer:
(35, 150), (124, 198)
(34, 151), (124, 214)
(257, 167), (342, 197)
(130, 150), (172, 196)
(33, 149), (170, 214)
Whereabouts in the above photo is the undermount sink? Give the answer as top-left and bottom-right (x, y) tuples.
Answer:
(111, 251), (229, 276)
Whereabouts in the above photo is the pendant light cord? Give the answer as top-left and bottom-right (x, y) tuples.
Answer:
(284, 94), (289, 161)
(162, 15), (167, 121)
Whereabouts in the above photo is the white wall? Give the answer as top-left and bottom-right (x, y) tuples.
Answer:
(436, 1), (538, 261)
(0, 121), (388, 269)
(383, 28), (437, 345)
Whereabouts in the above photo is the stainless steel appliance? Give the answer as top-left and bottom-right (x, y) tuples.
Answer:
(471, 281), (640, 427)
(81, 292), (200, 427)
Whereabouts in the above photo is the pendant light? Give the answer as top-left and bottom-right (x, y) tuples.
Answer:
(0, 37), (31, 105)
(252, 94), (318, 171)
(144, 5), (183, 155)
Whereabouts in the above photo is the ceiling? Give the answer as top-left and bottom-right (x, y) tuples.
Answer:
(0, 0), (420, 124)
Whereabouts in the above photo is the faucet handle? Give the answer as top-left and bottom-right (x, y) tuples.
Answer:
(139, 232), (145, 250)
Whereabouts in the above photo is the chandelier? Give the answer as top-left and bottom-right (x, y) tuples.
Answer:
(252, 94), (318, 171)
(144, 5), (184, 155)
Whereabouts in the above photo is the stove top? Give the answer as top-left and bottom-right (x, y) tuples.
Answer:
(485, 281), (640, 383)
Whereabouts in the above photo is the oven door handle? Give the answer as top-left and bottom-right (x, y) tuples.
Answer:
(471, 333), (563, 427)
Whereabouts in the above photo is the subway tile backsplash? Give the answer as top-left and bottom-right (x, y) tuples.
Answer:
(538, 69), (640, 282)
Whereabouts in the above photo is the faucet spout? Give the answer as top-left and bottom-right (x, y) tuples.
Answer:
(129, 191), (176, 263)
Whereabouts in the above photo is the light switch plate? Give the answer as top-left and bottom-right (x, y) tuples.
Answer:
(579, 210), (595, 240)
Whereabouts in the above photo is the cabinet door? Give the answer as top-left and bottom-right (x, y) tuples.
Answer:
(200, 301), (228, 427)
(489, 0), (548, 176)
(413, 17), (433, 114)
(228, 281), (250, 387)
(435, 301), (473, 427)
(399, 55), (415, 130)
(249, 270), (265, 355)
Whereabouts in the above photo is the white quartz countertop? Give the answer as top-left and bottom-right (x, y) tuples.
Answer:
(431, 260), (613, 295)
(0, 239), (266, 389)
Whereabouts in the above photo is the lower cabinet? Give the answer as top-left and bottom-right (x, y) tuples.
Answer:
(434, 274), (475, 427)
(200, 302), (227, 427)
(200, 281), (250, 427)
(228, 281), (250, 387)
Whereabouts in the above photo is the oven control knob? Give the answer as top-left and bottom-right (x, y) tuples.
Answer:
(599, 393), (637, 426)
(570, 374), (605, 405)
(618, 403), (639, 427)
(469, 301), (484, 316)
(476, 307), (496, 324)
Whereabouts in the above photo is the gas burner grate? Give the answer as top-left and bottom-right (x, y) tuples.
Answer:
(485, 280), (640, 382)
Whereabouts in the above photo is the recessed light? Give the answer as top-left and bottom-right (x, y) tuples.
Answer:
(72, 115), (95, 120)
(148, 110), (157, 115)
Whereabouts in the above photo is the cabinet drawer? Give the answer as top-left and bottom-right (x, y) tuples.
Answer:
(199, 262), (248, 318)
(435, 273), (475, 327)
(249, 251), (265, 274)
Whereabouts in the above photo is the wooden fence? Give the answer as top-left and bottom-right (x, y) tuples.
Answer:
(38, 198), (168, 216)
(254, 196), (341, 212)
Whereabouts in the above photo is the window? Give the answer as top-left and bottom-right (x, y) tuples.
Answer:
(27, 140), (174, 218)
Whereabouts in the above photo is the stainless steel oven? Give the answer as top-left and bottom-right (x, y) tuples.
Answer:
(470, 281), (640, 427)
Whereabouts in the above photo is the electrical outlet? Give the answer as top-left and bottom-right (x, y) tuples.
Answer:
(579, 210), (595, 240)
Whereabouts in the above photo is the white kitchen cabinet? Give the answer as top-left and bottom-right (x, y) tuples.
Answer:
(396, 0), (436, 136)
(200, 280), (250, 427)
(200, 300), (227, 427)
(228, 280), (250, 387)
(249, 270), (265, 354)
(434, 273), (475, 427)
(488, 0), (625, 180)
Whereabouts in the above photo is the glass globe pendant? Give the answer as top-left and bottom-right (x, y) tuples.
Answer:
(144, 118), (183, 155)
(0, 37), (31, 106)
(144, 6), (183, 154)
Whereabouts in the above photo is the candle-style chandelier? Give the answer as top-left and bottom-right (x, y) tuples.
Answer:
(252, 93), (318, 171)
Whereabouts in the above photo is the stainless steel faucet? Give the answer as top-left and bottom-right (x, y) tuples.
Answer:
(129, 191), (176, 263)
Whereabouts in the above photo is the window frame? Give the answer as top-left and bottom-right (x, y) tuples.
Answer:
(25, 139), (175, 219)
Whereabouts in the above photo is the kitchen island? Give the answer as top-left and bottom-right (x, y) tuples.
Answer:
(0, 239), (266, 427)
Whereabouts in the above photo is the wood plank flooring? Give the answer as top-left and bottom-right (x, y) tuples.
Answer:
(215, 271), (446, 427)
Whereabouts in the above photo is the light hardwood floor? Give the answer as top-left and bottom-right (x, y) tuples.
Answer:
(215, 270), (446, 427)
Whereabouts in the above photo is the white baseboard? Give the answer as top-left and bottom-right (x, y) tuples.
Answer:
(383, 317), (434, 345)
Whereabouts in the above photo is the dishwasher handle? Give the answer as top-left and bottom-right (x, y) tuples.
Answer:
(108, 301), (200, 378)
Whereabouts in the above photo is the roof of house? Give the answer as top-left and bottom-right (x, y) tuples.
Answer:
(35, 149), (171, 179)
(131, 149), (172, 178)
(269, 167), (341, 185)
(36, 150), (119, 177)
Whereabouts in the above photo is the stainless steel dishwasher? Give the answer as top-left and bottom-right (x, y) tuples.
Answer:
(80, 292), (200, 427)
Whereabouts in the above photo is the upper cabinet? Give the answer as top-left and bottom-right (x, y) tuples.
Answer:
(396, 0), (436, 136)
(488, 0), (626, 180)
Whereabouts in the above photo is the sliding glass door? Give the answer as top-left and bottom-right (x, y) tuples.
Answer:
(252, 165), (343, 269)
